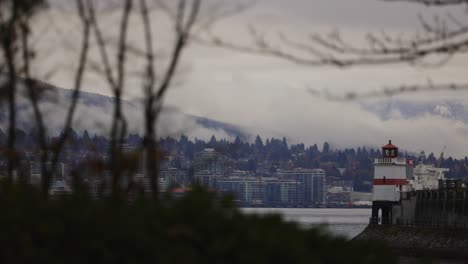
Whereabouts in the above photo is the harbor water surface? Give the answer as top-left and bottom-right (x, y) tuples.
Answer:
(241, 208), (370, 239)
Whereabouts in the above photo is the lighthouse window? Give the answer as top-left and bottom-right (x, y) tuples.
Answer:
(390, 150), (395, 156)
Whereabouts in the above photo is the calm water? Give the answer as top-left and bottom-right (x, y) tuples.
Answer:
(241, 208), (370, 239)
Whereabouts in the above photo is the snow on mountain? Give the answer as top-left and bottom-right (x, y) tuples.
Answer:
(360, 99), (468, 124)
(432, 105), (452, 118)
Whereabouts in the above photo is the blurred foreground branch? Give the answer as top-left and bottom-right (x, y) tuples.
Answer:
(0, 0), (47, 184)
(383, 0), (468, 5)
(17, 0), (91, 197)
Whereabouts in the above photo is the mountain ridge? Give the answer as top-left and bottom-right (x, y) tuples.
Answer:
(0, 78), (250, 140)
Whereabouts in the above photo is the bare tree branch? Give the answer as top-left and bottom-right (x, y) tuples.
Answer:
(1, 1), (21, 183)
(14, 0), (92, 197)
(48, 0), (91, 193)
(139, 0), (202, 198)
(21, 17), (50, 196)
(205, 23), (468, 68)
(139, 0), (158, 196)
(88, 2), (117, 90)
(156, 0), (201, 100)
(197, 0), (468, 102)
(88, 0), (133, 196)
(383, 0), (468, 6)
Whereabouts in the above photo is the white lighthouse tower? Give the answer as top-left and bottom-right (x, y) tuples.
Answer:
(371, 140), (408, 224)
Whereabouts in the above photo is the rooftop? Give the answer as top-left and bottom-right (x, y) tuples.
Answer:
(383, 140), (398, 149)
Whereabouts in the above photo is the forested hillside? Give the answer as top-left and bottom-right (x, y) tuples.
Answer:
(2, 129), (466, 192)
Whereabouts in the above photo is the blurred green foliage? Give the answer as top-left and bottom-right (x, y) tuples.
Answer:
(0, 183), (396, 264)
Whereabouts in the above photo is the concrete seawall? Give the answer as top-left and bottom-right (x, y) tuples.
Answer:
(354, 225), (468, 260)
(391, 189), (468, 228)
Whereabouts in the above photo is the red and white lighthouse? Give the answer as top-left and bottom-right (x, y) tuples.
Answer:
(371, 140), (408, 224)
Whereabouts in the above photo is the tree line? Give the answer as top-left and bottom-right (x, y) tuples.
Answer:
(3, 127), (467, 192)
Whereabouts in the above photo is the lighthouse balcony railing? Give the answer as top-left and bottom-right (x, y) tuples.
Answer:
(374, 157), (406, 165)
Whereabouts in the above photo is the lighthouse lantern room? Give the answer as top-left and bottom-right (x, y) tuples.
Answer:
(371, 140), (408, 224)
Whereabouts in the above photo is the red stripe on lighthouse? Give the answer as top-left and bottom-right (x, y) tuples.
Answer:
(373, 179), (407, 185)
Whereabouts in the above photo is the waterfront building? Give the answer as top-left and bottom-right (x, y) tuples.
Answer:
(160, 167), (188, 187)
(278, 168), (326, 205)
(29, 161), (70, 187)
(158, 177), (168, 192)
(193, 148), (224, 188)
(350, 192), (372, 206)
(217, 176), (306, 207)
(228, 170), (255, 177)
(328, 180), (354, 193)
(29, 161), (42, 186)
(265, 179), (302, 206)
(216, 177), (265, 206)
(49, 179), (72, 196)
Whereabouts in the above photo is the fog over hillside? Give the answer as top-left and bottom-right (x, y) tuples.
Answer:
(2, 79), (468, 158)
(0, 80), (250, 142)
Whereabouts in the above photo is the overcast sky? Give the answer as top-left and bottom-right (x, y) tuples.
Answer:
(34, 0), (468, 157)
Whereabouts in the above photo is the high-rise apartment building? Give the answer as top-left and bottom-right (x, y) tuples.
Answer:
(216, 177), (265, 206)
(278, 168), (326, 204)
(193, 148), (224, 188)
(160, 167), (188, 188)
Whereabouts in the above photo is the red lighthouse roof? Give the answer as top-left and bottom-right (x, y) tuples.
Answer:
(383, 140), (397, 149)
(382, 140), (398, 158)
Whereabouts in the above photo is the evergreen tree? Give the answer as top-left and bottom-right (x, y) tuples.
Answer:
(322, 142), (330, 153)
(209, 135), (217, 147)
(254, 135), (264, 150)
(83, 130), (90, 141)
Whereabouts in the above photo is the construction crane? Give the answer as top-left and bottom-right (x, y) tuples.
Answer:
(437, 146), (446, 168)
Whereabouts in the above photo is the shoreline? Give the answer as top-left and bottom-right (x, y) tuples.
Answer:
(354, 225), (468, 260)
(238, 206), (371, 209)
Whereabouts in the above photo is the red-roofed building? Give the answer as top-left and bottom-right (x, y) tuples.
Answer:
(382, 140), (398, 158)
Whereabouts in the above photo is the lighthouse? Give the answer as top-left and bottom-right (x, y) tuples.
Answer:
(371, 140), (408, 224)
